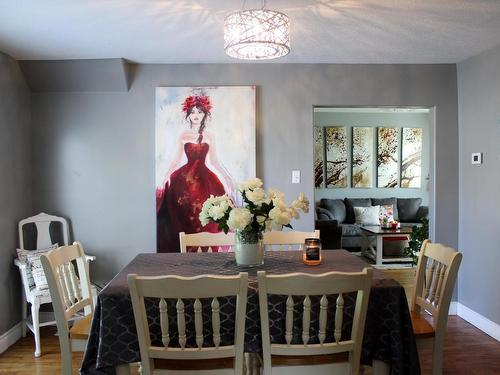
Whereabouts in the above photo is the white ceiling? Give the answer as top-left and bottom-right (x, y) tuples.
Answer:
(1, 0), (500, 64)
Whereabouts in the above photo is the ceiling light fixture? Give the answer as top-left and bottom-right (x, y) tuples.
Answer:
(224, 1), (290, 60)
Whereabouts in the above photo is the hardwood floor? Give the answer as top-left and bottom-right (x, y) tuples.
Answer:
(1, 317), (499, 374)
(0, 326), (140, 375)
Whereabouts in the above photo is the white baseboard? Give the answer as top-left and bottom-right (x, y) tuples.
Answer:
(449, 301), (458, 315)
(457, 302), (500, 341)
(0, 322), (22, 354)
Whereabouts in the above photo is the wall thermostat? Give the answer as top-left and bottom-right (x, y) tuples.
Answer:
(471, 152), (483, 165)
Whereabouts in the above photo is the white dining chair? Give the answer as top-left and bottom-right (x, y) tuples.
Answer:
(263, 230), (320, 251)
(127, 272), (248, 374)
(179, 231), (235, 253)
(14, 212), (96, 357)
(40, 243), (94, 375)
(410, 240), (462, 375)
(258, 268), (372, 375)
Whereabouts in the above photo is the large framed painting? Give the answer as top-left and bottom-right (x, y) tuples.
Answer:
(377, 127), (399, 188)
(352, 127), (374, 188)
(401, 128), (423, 188)
(325, 126), (348, 188)
(314, 126), (325, 188)
(155, 86), (256, 252)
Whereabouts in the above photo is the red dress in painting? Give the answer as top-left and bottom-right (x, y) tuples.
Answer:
(157, 142), (225, 252)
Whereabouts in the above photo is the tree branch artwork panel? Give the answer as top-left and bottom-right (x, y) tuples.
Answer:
(314, 127), (325, 188)
(377, 127), (399, 188)
(401, 128), (422, 188)
(352, 127), (373, 188)
(325, 126), (348, 188)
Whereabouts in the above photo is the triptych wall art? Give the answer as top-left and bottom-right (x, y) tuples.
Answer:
(314, 126), (422, 189)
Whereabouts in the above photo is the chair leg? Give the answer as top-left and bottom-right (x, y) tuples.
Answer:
(432, 335), (444, 375)
(21, 296), (27, 338)
(31, 300), (41, 357)
(60, 336), (73, 375)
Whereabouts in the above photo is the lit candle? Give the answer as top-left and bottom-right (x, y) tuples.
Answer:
(303, 238), (322, 265)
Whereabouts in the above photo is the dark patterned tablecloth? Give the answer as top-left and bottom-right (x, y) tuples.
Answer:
(80, 250), (420, 375)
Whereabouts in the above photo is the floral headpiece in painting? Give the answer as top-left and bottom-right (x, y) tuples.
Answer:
(182, 95), (212, 115)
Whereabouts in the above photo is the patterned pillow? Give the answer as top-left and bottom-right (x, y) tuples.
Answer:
(379, 204), (395, 224)
(16, 245), (58, 290)
(26, 253), (50, 290)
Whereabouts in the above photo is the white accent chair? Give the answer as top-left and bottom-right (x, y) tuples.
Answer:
(179, 231), (235, 253)
(13, 212), (95, 357)
(40, 243), (94, 375)
(258, 268), (372, 375)
(263, 230), (320, 251)
(127, 272), (248, 374)
(410, 240), (462, 375)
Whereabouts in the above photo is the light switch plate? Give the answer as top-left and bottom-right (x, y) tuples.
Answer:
(471, 152), (482, 165)
(292, 170), (301, 184)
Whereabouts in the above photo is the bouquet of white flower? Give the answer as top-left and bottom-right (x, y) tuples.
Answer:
(199, 178), (309, 239)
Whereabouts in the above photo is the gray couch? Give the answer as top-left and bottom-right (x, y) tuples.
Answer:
(316, 197), (428, 249)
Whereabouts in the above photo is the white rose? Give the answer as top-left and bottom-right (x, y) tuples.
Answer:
(199, 209), (210, 226)
(245, 188), (266, 205)
(288, 207), (300, 219)
(269, 207), (292, 226)
(268, 189), (285, 201)
(208, 205), (227, 220)
(291, 192), (310, 213)
(238, 178), (263, 192)
(227, 208), (252, 230)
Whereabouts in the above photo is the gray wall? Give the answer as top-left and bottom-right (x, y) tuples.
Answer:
(0, 52), (31, 335)
(458, 44), (500, 324)
(315, 111), (431, 205)
(28, 63), (458, 283)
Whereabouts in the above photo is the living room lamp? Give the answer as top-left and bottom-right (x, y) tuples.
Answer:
(224, 0), (290, 60)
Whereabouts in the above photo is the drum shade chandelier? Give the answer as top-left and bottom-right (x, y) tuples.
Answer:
(224, 1), (290, 60)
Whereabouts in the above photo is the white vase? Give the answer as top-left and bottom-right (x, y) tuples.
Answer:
(234, 230), (264, 267)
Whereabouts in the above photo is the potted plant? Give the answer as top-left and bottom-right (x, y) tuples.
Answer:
(382, 218), (429, 306)
(403, 217), (429, 265)
(199, 178), (309, 266)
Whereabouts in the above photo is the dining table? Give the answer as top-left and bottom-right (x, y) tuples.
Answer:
(80, 250), (420, 375)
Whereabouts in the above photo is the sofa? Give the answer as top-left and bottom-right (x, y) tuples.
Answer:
(316, 197), (428, 249)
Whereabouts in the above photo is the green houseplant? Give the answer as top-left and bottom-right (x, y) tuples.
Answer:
(403, 217), (429, 265)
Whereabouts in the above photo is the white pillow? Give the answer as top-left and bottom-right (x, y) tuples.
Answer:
(16, 245), (58, 289)
(354, 205), (380, 225)
(26, 253), (49, 290)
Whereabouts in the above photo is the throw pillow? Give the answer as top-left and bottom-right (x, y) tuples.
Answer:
(354, 205), (380, 226)
(26, 253), (49, 290)
(344, 198), (372, 224)
(16, 244), (58, 290)
(320, 199), (346, 223)
(26, 251), (82, 293)
(398, 198), (423, 222)
(379, 204), (395, 224)
(372, 198), (399, 221)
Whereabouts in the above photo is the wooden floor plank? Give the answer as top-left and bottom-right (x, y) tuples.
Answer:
(1, 317), (499, 374)
(0, 326), (140, 375)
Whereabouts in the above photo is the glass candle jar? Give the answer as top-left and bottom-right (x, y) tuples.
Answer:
(303, 238), (322, 265)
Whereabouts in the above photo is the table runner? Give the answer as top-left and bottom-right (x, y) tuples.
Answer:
(81, 250), (419, 374)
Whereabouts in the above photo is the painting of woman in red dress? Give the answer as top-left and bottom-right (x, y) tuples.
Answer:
(156, 90), (247, 253)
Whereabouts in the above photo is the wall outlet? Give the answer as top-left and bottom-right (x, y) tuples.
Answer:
(292, 170), (301, 184)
